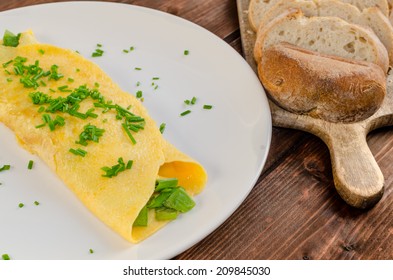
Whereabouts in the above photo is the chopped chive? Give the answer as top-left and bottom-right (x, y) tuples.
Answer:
(101, 157), (133, 178)
(152, 77), (160, 80)
(180, 110), (191, 116)
(122, 123), (136, 144)
(76, 68), (80, 72)
(28, 160), (34, 170)
(67, 78), (74, 83)
(18, 203), (24, 208)
(2, 254), (10, 260)
(69, 148), (87, 157)
(49, 64), (64, 80)
(184, 100), (190, 105)
(184, 49), (189, 55)
(96, 43), (102, 48)
(38, 49), (45, 55)
(126, 160), (133, 169)
(76, 124), (105, 146)
(0, 165), (10, 172)
(40, 80), (47, 86)
(2, 59), (13, 68)
(136, 90), (143, 98)
(34, 201), (40, 206)
(191, 96), (197, 105)
(35, 123), (46, 129)
(130, 46), (135, 51)
(134, 67), (142, 71)
(58, 85), (72, 92)
(203, 104), (213, 109)
(136, 81), (141, 87)
(6, 78), (12, 82)
(92, 48), (104, 57)
(159, 123), (166, 134)
(154, 85), (158, 90)
(89, 249), (94, 254)
(123, 49), (129, 53)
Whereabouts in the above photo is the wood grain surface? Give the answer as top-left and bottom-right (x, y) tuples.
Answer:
(1, 0), (392, 260)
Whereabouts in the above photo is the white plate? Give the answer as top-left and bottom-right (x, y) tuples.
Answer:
(0, 1), (271, 259)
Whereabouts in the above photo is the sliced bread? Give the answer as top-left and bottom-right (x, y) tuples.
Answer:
(259, 0), (393, 65)
(248, 0), (390, 31)
(259, 42), (386, 122)
(340, 0), (389, 16)
(254, 9), (390, 73)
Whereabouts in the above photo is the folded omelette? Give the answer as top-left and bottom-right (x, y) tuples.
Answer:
(0, 31), (207, 243)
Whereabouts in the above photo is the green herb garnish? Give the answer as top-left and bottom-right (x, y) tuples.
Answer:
(159, 123), (166, 134)
(92, 48), (104, 57)
(69, 148), (87, 157)
(136, 90), (143, 99)
(180, 110), (191, 116)
(18, 203), (24, 208)
(133, 205), (148, 227)
(184, 49), (189, 55)
(49, 64), (64, 80)
(101, 157), (133, 178)
(134, 178), (195, 226)
(2, 254), (10, 260)
(0, 165), (10, 172)
(28, 160), (34, 170)
(34, 201), (40, 206)
(3, 30), (21, 47)
(203, 104), (213, 109)
(76, 124), (105, 146)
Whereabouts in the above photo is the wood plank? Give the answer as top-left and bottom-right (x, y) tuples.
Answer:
(178, 131), (393, 259)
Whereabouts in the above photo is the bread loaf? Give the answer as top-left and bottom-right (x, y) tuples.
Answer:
(259, 42), (386, 122)
(254, 9), (389, 73)
(259, 0), (393, 65)
(248, 0), (390, 31)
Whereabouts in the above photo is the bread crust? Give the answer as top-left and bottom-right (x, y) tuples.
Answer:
(259, 43), (386, 122)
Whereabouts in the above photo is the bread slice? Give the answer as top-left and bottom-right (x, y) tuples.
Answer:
(254, 9), (389, 73)
(340, 0), (389, 16)
(248, 0), (390, 31)
(259, 42), (386, 122)
(259, 0), (393, 65)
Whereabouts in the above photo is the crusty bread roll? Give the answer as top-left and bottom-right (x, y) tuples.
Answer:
(259, 42), (386, 122)
(248, 0), (390, 31)
(259, 0), (393, 65)
(254, 9), (389, 73)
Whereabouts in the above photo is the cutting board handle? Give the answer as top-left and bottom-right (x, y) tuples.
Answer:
(325, 127), (384, 209)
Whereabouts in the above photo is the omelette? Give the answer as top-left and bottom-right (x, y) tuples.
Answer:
(0, 30), (207, 243)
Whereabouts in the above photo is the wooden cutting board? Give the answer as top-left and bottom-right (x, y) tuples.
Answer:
(236, 0), (393, 209)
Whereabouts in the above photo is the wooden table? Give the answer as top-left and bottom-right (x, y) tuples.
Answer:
(1, 0), (392, 260)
